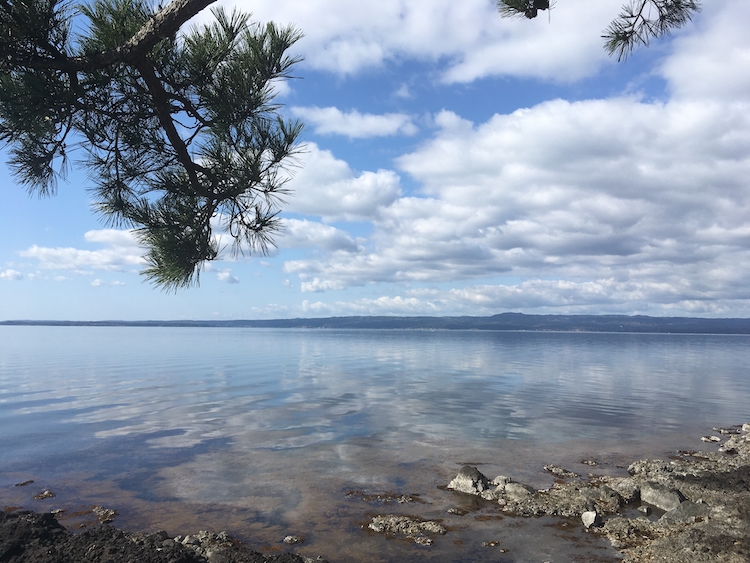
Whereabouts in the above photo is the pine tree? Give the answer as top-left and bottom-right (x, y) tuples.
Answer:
(0, 0), (303, 290)
(496, 1), (701, 60)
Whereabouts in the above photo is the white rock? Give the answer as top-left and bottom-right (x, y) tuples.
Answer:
(582, 510), (602, 529)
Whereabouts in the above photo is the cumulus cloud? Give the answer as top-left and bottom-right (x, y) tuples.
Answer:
(282, 95), (750, 312)
(661, 0), (750, 102)
(0, 269), (23, 281)
(292, 275), (750, 318)
(284, 143), (401, 221)
(217, 270), (240, 284)
(225, 0), (619, 82)
(290, 106), (417, 138)
(19, 229), (145, 272)
(278, 219), (361, 252)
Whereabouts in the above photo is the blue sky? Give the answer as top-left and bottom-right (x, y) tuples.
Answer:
(2, 0), (750, 321)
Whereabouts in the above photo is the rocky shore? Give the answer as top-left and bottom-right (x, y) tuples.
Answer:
(438, 423), (750, 562)
(3, 424), (749, 562)
(0, 510), (326, 563)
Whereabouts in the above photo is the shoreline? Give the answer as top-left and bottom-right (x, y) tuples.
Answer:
(3, 424), (749, 562)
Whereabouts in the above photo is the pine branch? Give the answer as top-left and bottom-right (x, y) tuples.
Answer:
(135, 59), (210, 199)
(2, 0), (216, 72)
(604, 1), (701, 61)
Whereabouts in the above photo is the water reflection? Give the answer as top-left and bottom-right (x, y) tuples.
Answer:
(3, 328), (749, 457)
(2, 327), (749, 562)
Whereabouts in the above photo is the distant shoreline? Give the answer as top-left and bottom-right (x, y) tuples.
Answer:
(3, 312), (750, 334)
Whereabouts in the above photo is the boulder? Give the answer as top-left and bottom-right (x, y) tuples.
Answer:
(606, 477), (640, 504)
(503, 482), (536, 500)
(640, 482), (685, 511)
(448, 465), (490, 495)
(659, 500), (710, 524)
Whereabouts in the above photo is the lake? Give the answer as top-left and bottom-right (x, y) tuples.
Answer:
(1, 326), (749, 562)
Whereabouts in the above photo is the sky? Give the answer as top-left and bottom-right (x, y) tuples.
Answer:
(2, 0), (750, 321)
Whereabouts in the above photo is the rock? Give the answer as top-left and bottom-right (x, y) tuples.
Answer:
(640, 482), (685, 511)
(482, 540), (507, 550)
(490, 475), (511, 487)
(638, 505), (652, 516)
(283, 535), (304, 545)
(742, 423), (750, 434)
(543, 464), (579, 478)
(659, 500), (710, 524)
(367, 514), (446, 545)
(582, 510), (603, 529)
(606, 477), (640, 504)
(182, 534), (201, 545)
(32, 489), (55, 500)
(412, 535), (433, 546)
(92, 506), (118, 523)
(448, 465), (490, 495)
(701, 436), (721, 443)
(503, 482), (536, 500)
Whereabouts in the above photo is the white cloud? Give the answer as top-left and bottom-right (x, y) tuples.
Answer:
(285, 143), (401, 221)
(227, 0), (621, 82)
(281, 95), (750, 311)
(0, 269), (23, 281)
(661, 0), (750, 102)
(278, 219), (361, 253)
(290, 106), (417, 138)
(91, 279), (126, 287)
(290, 275), (750, 318)
(19, 229), (145, 272)
(393, 84), (412, 99)
(217, 270), (240, 284)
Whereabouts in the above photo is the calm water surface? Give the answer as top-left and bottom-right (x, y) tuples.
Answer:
(1, 327), (749, 562)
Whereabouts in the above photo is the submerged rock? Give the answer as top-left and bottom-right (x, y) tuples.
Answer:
(91, 506), (118, 523)
(543, 464), (580, 479)
(367, 514), (447, 545)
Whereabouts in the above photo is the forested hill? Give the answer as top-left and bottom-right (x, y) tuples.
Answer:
(4, 313), (750, 334)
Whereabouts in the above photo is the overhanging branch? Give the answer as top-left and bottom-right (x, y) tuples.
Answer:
(6, 0), (216, 72)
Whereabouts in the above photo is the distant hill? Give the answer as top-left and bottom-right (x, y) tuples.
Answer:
(3, 313), (750, 334)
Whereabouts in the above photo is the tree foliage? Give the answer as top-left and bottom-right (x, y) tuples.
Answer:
(602, 1), (701, 61)
(496, 1), (701, 60)
(0, 0), (304, 290)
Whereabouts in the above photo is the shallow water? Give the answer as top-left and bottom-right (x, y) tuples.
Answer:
(2, 327), (749, 562)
